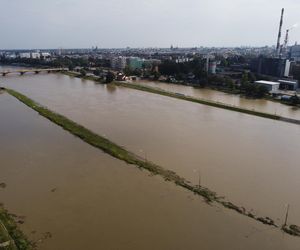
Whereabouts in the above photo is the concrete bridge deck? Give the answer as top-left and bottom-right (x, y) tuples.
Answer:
(0, 68), (67, 76)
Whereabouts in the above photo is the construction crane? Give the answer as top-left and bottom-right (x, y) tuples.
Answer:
(282, 23), (298, 55)
(276, 8), (285, 57)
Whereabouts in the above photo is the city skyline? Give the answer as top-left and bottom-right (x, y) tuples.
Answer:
(0, 0), (300, 49)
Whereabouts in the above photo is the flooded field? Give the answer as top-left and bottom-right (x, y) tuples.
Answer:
(1, 70), (300, 228)
(137, 80), (300, 120)
(2, 91), (299, 249)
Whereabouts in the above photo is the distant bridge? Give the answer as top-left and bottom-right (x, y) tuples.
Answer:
(0, 68), (67, 76)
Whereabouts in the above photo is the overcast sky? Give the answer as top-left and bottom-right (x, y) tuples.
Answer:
(1, 0), (300, 49)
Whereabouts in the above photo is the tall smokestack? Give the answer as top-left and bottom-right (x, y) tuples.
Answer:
(276, 8), (284, 56)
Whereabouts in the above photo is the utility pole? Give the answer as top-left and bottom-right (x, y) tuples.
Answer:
(284, 204), (290, 227)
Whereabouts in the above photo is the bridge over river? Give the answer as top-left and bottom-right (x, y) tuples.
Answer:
(0, 68), (67, 76)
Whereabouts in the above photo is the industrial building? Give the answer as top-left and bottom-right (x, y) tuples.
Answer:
(250, 57), (289, 77)
(278, 79), (298, 90)
(254, 80), (280, 92)
(250, 8), (296, 78)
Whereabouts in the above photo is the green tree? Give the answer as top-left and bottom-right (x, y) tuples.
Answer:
(248, 72), (256, 83)
(123, 66), (132, 76)
(106, 71), (115, 83)
(152, 71), (161, 80)
(255, 85), (268, 98)
(68, 63), (75, 71)
(224, 77), (235, 89)
(93, 68), (102, 76)
(80, 69), (87, 77)
(241, 72), (249, 84)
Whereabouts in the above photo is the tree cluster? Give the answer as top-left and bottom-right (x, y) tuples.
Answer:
(159, 58), (207, 80)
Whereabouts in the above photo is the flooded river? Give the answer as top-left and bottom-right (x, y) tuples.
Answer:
(1, 69), (300, 246)
(137, 80), (300, 120)
(2, 91), (298, 249)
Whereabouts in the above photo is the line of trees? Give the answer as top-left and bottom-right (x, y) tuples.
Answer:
(159, 58), (207, 80)
(0, 56), (111, 70)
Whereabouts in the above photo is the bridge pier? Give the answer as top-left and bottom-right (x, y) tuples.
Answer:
(20, 72), (25, 75)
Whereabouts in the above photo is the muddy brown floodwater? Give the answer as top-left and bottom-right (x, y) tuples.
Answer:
(1, 69), (300, 235)
(137, 80), (300, 120)
(2, 92), (300, 249)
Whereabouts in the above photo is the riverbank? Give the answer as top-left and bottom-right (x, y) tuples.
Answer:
(0, 206), (32, 250)
(4, 87), (300, 237)
(115, 82), (300, 125)
(62, 71), (300, 125)
(146, 79), (300, 108)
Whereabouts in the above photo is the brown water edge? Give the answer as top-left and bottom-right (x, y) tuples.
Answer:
(4, 87), (300, 238)
(2, 73), (300, 229)
(2, 93), (300, 249)
(137, 80), (300, 120)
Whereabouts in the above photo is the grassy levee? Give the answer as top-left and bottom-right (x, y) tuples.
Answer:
(5, 87), (300, 237)
(114, 82), (285, 121)
(0, 207), (31, 250)
(0, 220), (16, 250)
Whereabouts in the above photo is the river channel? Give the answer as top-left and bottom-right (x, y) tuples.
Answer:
(2, 91), (299, 249)
(1, 69), (300, 231)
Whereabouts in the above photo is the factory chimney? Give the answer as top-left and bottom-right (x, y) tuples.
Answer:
(276, 8), (284, 56)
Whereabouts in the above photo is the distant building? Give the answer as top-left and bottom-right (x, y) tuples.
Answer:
(128, 57), (144, 70)
(40, 52), (51, 58)
(251, 57), (288, 77)
(209, 61), (217, 74)
(31, 52), (40, 59)
(116, 73), (126, 81)
(111, 56), (127, 70)
(19, 53), (31, 59)
(284, 60), (292, 77)
(5, 53), (17, 59)
(290, 45), (300, 62)
(18, 52), (43, 59)
(254, 80), (280, 92)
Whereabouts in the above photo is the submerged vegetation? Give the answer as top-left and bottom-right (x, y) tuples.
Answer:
(3, 87), (300, 238)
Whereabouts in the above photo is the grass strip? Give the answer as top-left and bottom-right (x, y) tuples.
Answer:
(0, 207), (32, 250)
(4, 87), (300, 237)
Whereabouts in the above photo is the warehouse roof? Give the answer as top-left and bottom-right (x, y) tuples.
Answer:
(255, 80), (279, 85)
